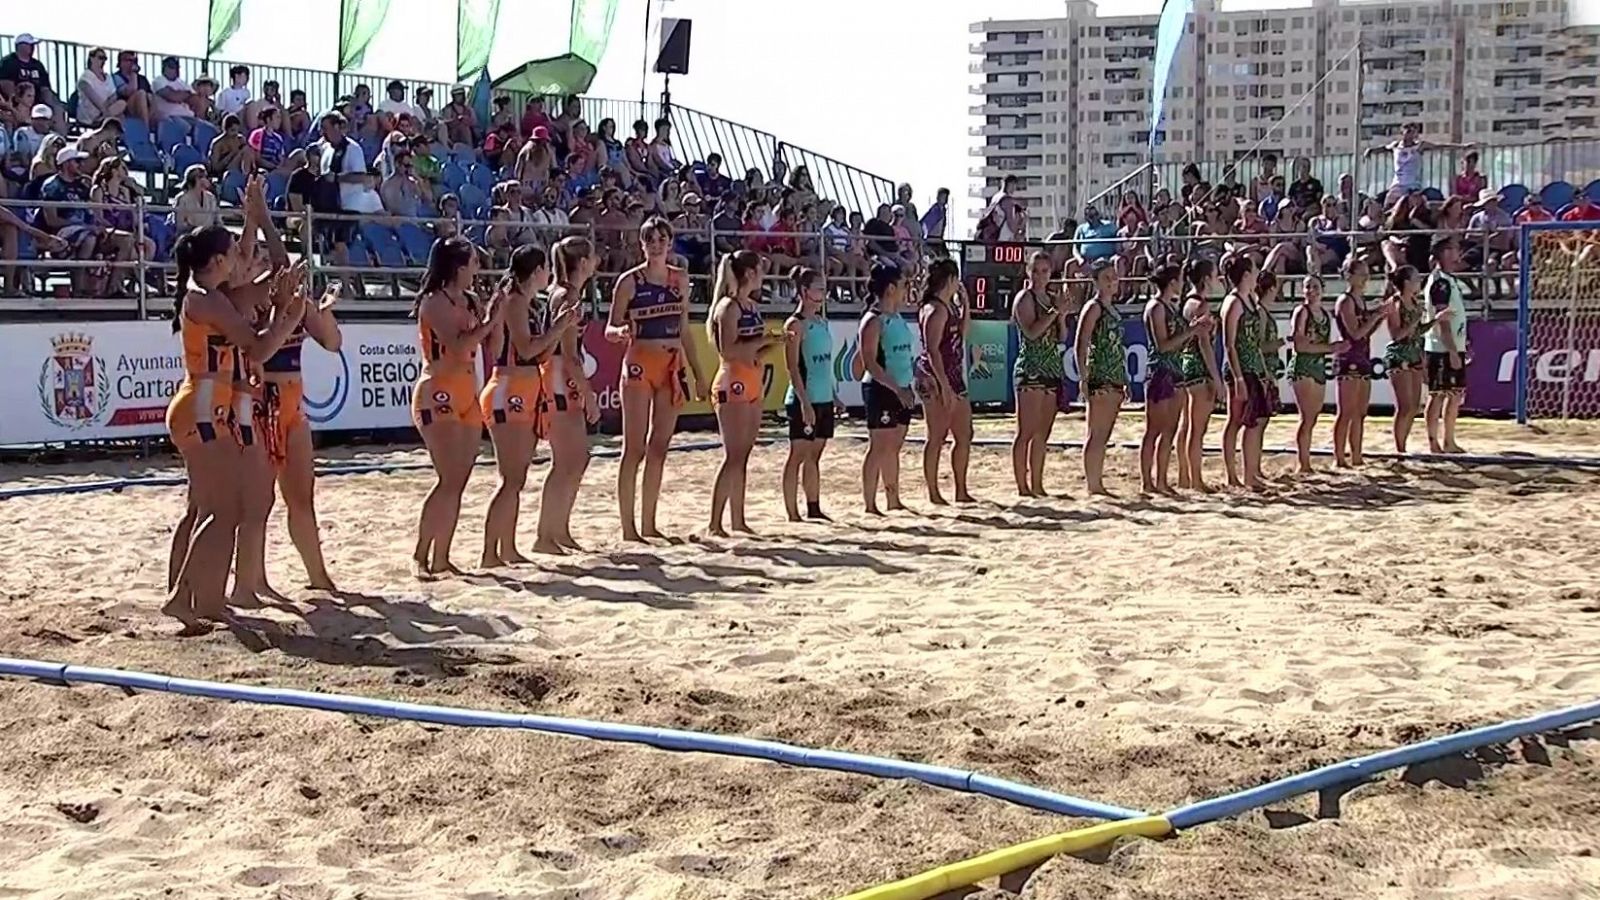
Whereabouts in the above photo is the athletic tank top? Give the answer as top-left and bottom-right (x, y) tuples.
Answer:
(1014, 289), (1064, 379)
(1393, 142), (1422, 189)
(629, 277), (685, 340)
(1149, 298), (1186, 373)
(493, 293), (544, 368)
(869, 311), (915, 388)
(1178, 292), (1213, 383)
(1423, 270), (1467, 354)
(419, 294), (478, 375)
(1233, 296), (1268, 376)
(1291, 306), (1332, 378)
(263, 323), (305, 374)
(918, 297), (964, 380)
(180, 300), (235, 381)
(1084, 299), (1127, 386)
(1335, 292), (1372, 359)
(785, 316), (835, 405)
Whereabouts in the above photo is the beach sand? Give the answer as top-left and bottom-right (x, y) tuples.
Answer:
(1, 413), (1598, 899)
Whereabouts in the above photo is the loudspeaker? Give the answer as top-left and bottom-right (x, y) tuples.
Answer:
(654, 18), (692, 75)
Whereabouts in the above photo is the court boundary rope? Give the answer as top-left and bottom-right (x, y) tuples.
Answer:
(4, 432), (1597, 501)
(0, 657), (1144, 821)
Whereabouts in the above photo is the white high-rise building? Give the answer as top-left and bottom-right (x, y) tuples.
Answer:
(970, 0), (1600, 236)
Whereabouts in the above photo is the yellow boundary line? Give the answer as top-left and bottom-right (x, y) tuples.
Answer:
(835, 815), (1173, 900)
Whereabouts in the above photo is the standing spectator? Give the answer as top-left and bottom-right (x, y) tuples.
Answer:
(379, 80), (422, 131)
(285, 88), (311, 139)
(109, 51), (154, 127)
(246, 107), (289, 172)
(39, 146), (103, 294)
(697, 151), (732, 201)
(217, 65), (253, 121)
(151, 57), (199, 123)
(12, 103), (53, 165)
(75, 48), (126, 127)
(1252, 154), (1279, 203)
(319, 110), (383, 220)
(1288, 157), (1323, 210)
(1, 34), (64, 133)
(894, 183), (922, 244)
(1179, 163), (1203, 205)
(648, 118), (678, 182)
(514, 126), (554, 193)
(551, 95), (582, 156)
(208, 115), (246, 175)
(921, 187), (950, 243)
(348, 83), (375, 136)
(975, 174), (1022, 241)
(1452, 152), (1487, 201)
(172, 164), (220, 231)
(519, 95), (551, 139)
(1365, 123), (1473, 204)
(490, 95), (513, 131)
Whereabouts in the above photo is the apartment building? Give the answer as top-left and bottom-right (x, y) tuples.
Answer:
(970, 0), (1600, 237)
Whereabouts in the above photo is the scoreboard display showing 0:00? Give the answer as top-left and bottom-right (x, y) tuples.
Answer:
(958, 241), (1037, 320)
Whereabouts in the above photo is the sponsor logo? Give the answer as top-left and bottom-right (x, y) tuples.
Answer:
(834, 339), (860, 383)
(580, 342), (599, 379)
(432, 390), (450, 404)
(731, 381), (746, 396)
(38, 333), (110, 429)
(303, 347), (351, 425)
(509, 395), (525, 412)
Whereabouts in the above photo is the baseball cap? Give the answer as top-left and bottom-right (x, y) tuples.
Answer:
(386, 79), (405, 92)
(15, 33), (38, 46)
(55, 146), (89, 165)
(31, 103), (52, 120)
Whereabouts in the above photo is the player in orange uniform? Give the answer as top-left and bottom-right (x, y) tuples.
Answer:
(411, 237), (503, 579)
(706, 250), (778, 536)
(607, 218), (708, 542)
(533, 236), (600, 554)
(165, 223), (305, 634)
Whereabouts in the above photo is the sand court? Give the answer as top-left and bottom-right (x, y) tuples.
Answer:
(1, 420), (1598, 898)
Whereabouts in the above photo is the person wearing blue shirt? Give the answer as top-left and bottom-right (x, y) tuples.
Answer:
(920, 187), (949, 244)
(1074, 205), (1118, 261)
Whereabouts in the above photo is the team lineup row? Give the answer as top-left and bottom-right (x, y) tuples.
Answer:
(153, 176), (1472, 634)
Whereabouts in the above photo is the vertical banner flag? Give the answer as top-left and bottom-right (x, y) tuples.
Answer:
(1150, 0), (1193, 151)
(206, 0), (245, 58)
(456, 0), (501, 82)
(571, 0), (622, 67)
(339, 0), (392, 71)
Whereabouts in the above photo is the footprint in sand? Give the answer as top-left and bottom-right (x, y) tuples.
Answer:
(729, 649), (796, 667)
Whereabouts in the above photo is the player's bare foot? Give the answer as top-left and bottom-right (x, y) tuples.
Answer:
(556, 534), (584, 552)
(532, 537), (568, 555)
(927, 492), (948, 506)
(640, 526), (666, 540)
(411, 558), (435, 581)
(805, 508), (833, 522)
(704, 524), (730, 538)
(620, 527), (646, 544)
(731, 522), (757, 536)
(954, 492), (977, 504)
(864, 504), (883, 516)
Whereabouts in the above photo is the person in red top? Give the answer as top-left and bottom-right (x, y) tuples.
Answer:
(1515, 195), (1553, 225)
(519, 96), (551, 139)
(765, 205), (803, 275)
(742, 200), (771, 253)
(1452, 152), (1487, 201)
(1558, 194), (1600, 223)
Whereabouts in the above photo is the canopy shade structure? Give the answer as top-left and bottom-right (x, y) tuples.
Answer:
(491, 55), (599, 98)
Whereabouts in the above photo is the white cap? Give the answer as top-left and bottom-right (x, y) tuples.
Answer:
(55, 146), (88, 166)
(15, 33), (38, 46)
(30, 103), (52, 120)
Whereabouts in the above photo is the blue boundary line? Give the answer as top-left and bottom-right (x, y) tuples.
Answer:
(0, 658), (1146, 822)
(1165, 697), (1600, 829)
(6, 433), (1597, 501)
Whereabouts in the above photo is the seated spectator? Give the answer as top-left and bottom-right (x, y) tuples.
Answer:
(1258, 175), (1288, 222)
(594, 188), (632, 271)
(75, 48), (126, 126)
(551, 95), (583, 157)
(820, 205), (867, 290)
(889, 204), (917, 267)
(567, 184), (600, 233)
(565, 120), (599, 191)
(1288, 157), (1323, 211)
(1436, 195), (1468, 233)
(1384, 190), (1434, 272)
(378, 122), (409, 181)
(711, 194), (743, 256)
(490, 95), (513, 132)
(348, 83), (376, 136)
(0, 198), (68, 295)
(28, 132), (66, 187)
(671, 192), (711, 272)
(1266, 201), (1307, 275)
(658, 177), (684, 220)
(413, 86), (439, 142)
(1307, 194), (1349, 274)
(1560, 192), (1600, 223)
(515, 126), (554, 193)
(1, 34), (65, 133)
(790, 166), (819, 211)
(528, 183), (570, 245)
(624, 119), (652, 185)
(1178, 163), (1203, 206)
(172, 163), (220, 232)
(433, 192), (462, 241)
(38, 146), (104, 295)
(209, 115), (246, 175)
(259, 80), (285, 124)
(597, 166), (626, 196)
(688, 152), (728, 203)
(1073, 205), (1118, 263)
(648, 118), (678, 182)
(378, 80), (422, 132)
(596, 118), (626, 175)
(1453, 152), (1487, 201)
(766, 205), (806, 275)
(482, 122), (520, 170)
(87, 157), (147, 292)
(520, 96), (552, 139)
(741, 199), (770, 253)
(152, 57), (200, 123)
(217, 65), (254, 123)
(1514, 193), (1553, 225)
(1116, 191), (1148, 231)
(1252, 154), (1280, 204)
(12, 102), (53, 167)
(246, 107), (289, 172)
(862, 203), (898, 261)
(1466, 189), (1515, 273)
(73, 117), (123, 166)
(285, 88), (312, 139)
(380, 150), (424, 217)
(409, 134), (440, 201)
(548, 168), (573, 210)
(441, 86), (476, 147)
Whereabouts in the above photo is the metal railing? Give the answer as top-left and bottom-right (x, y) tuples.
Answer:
(0, 33), (898, 220)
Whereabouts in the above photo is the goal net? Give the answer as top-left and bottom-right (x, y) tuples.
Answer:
(1517, 222), (1600, 423)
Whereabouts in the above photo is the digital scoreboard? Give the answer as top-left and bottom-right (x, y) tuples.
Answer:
(958, 241), (1034, 320)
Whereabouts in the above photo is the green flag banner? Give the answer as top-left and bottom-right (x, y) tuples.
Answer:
(339, 0), (392, 71)
(456, 0), (501, 82)
(569, 0), (620, 66)
(206, 0), (245, 58)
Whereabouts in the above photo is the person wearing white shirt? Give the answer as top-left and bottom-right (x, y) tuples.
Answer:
(378, 80), (422, 128)
(319, 113), (384, 215)
(216, 64), (252, 119)
(12, 104), (53, 164)
(151, 56), (196, 121)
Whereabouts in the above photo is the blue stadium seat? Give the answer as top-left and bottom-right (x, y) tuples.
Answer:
(144, 215), (175, 260)
(457, 183), (488, 216)
(1500, 183), (1529, 211)
(441, 162), (468, 193)
(170, 143), (203, 173)
(120, 117), (163, 173)
(157, 118), (192, 155)
(468, 163), (495, 192)
(396, 223), (434, 264)
(1421, 187), (1444, 203)
(219, 169), (248, 205)
(265, 171), (290, 205)
(190, 119), (220, 151)
(1542, 180), (1576, 211)
(344, 235), (372, 267)
(1584, 180), (1600, 203)
(360, 223), (408, 267)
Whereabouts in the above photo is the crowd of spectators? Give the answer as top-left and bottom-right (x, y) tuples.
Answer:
(0, 33), (960, 301)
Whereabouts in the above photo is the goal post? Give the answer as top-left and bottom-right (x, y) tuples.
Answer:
(1515, 221), (1600, 425)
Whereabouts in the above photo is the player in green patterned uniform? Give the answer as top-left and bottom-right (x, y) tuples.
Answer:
(1141, 263), (1212, 495)
(1381, 265), (1430, 455)
(1074, 259), (1126, 495)
(1288, 275), (1347, 473)
(1255, 270), (1287, 385)
(1011, 251), (1071, 497)
(1220, 253), (1272, 491)
(1176, 258), (1223, 492)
